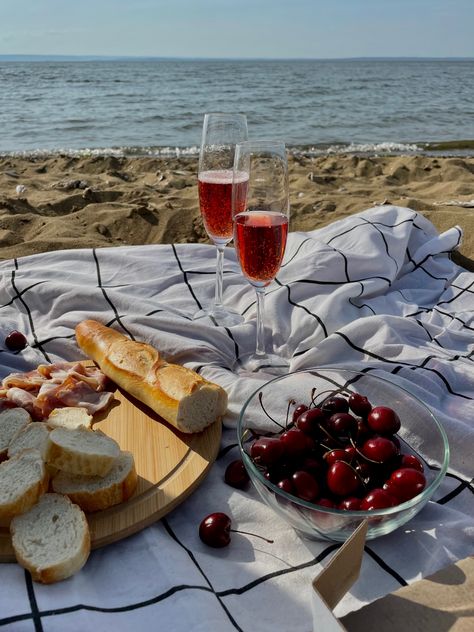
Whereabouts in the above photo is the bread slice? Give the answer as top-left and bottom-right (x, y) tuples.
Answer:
(75, 319), (228, 433)
(46, 426), (120, 476)
(10, 493), (90, 583)
(8, 422), (50, 460)
(0, 408), (31, 460)
(52, 450), (137, 512)
(47, 407), (93, 430)
(0, 449), (48, 526)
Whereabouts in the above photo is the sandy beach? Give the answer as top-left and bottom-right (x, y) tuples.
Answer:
(0, 154), (473, 267)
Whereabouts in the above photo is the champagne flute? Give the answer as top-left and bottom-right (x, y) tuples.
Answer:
(232, 140), (290, 374)
(194, 112), (248, 326)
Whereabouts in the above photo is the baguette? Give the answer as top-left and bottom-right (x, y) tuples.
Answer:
(10, 493), (90, 584)
(47, 407), (93, 430)
(0, 408), (31, 460)
(52, 450), (137, 512)
(75, 319), (228, 433)
(7, 421), (50, 461)
(0, 449), (49, 526)
(46, 426), (120, 476)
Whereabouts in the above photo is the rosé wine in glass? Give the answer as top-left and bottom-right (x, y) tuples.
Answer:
(198, 169), (248, 243)
(232, 140), (290, 374)
(234, 211), (288, 285)
(194, 112), (248, 327)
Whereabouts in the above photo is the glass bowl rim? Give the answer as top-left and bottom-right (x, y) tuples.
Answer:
(237, 366), (450, 518)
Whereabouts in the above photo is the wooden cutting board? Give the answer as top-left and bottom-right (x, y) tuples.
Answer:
(0, 377), (222, 562)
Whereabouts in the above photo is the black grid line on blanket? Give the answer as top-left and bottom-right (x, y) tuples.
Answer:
(10, 263), (51, 363)
(92, 248), (136, 340)
(0, 539), (342, 629)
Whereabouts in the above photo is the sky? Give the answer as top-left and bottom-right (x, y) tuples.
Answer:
(0, 0), (473, 59)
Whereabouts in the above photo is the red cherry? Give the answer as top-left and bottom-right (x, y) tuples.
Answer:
(339, 497), (362, 511)
(224, 459), (250, 489)
(385, 468), (426, 502)
(322, 395), (349, 414)
(326, 461), (360, 496)
(292, 403), (309, 424)
(295, 407), (326, 436)
(324, 449), (351, 466)
(280, 428), (312, 459)
(277, 478), (294, 494)
(400, 454), (424, 472)
(199, 512), (232, 547)
(317, 497), (336, 509)
(361, 436), (399, 463)
(348, 392), (372, 416)
(367, 406), (401, 435)
(5, 330), (27, 351)
(344, 445), (357, 462)
(291, 470), (320, 502)
(355, 418), (370, 443)
(199, 512), (273, 547)
(250, 437), (285, 466)
(300, 456), (323, 477)
(327, 412), (357, 437)
(360, 488), (397, 510)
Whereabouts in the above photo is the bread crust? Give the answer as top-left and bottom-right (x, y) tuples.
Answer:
(52, 451), (138, 512)
(75, 320), (227, 433)
(46, 427), (120, 477)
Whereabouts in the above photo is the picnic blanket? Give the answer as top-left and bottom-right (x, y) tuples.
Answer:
(0, 205), (473, 632)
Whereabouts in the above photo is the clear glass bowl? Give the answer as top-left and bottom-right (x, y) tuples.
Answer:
(237, 368), (449, 541)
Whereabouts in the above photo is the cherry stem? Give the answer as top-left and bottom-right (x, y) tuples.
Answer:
(258, 392), (285, 430)
(285, 398), (296, 428)
(230, 528), (274, 544)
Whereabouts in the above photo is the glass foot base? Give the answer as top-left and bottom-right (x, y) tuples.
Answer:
(236, 352), (289, 376)
(192, 305), (244, 327)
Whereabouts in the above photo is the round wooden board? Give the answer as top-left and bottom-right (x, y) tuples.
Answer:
(0, 380), (222, 562)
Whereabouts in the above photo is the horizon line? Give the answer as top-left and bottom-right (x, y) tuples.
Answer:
(0, 54), (473, 62)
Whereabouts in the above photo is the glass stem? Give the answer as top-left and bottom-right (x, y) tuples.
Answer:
(255, 287), (266, 357)
(214, 244), (225, 308)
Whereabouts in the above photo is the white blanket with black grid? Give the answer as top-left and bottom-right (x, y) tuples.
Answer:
(0, 205), (473, 632)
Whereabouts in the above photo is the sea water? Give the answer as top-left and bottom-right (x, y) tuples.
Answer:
(0, 58), (473, 156)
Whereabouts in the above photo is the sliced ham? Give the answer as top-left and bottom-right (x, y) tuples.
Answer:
(1, 362), (113, 421)
(2, 369), (48, 391)
(6, 388), (42, 419)
(54, 377), (114, 414)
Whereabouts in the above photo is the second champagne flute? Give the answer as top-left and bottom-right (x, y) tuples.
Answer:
(232, 140), (290, 374)
(194, 112), (248, 326)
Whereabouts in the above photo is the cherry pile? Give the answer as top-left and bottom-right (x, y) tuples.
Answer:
(247, 390), (427, 512)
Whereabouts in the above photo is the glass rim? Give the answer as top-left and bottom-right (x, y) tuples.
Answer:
(237, 366), (450, 518)
(203, 112), (247, 121)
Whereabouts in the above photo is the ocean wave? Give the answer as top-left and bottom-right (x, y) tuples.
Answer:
(1, 139), (473, 159)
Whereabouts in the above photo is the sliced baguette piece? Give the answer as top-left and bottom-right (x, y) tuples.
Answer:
(52, 450), (137, 512)
(75, 319), (228, 433)
(0, 449), (49, 527)
(8, 422), (50, 460)
(0, 407), (31, 460)
(47, 407), (93, 430)
(46, 426), (120, 476)
(10, 492), (90, 583)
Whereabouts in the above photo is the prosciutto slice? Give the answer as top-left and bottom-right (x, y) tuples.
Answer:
(1, 361), (113, 421)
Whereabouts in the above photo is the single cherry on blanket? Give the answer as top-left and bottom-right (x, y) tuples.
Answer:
(5, 330), (27, 351)
(199, 513), (274, 548)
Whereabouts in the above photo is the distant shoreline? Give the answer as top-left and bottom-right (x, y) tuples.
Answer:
(1, 55), (473, 62)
